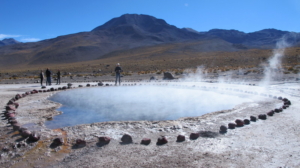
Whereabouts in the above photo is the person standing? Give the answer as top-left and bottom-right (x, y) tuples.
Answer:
(40, 70), (44, 86)
(115, 63), (123, 85)
(56, 70), (61, 85)
(45, 68), (52, 86)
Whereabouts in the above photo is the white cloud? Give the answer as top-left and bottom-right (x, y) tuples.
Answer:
(184, 3), (189, 7)
(20, 38), (41, 42)
(0, 34), (21, 40)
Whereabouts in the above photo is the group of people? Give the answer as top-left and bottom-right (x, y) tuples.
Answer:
(39, 63), (123, 86)
(39, 68), (60, 86)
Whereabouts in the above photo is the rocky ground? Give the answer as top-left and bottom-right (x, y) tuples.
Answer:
(0, 73), (299, 168)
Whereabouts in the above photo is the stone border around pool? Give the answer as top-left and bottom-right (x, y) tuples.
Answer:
(2, 81), (293, 149)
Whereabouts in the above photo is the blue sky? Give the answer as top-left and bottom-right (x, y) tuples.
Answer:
(1, 0), (300, 42)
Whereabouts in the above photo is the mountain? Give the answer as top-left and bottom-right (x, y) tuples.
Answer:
(0, 38), (21, 47)
(0, 14), (209, 67)
(92, 14), (204, 42)
(205, 28), (300, 48)
(0, 14), (299, 68)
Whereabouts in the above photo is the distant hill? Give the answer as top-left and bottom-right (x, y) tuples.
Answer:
(0, 38), (21, 47)
(0, 14), (299, 69)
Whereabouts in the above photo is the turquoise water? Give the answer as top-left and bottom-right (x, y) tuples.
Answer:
(45, 86), (252, 129)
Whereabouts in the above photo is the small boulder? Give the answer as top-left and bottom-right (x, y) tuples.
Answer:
(189, 133), (200, 140)
(235, 119), (244, 127)
(13, 124), (21, 131)
(176, 135), (185, 142)
(141, 138), (151, 145)
(250, 116), (257, 122)
(267, 110), (274, 116)
(258, 114), (267, 120)
(121, 134), (132, 144)
(219, 125), (227, 133)
(157, 136), (168, 145)
(75, 139), (86, 147)
(9, 119), (18, 125)
(243, 119), (250, 125)
(7, 100), (14, 105)
(99, 136), (111, 144)
(6, 105), (16, 111)
(228, 123), (236, 129)
(21, 130), (31, 138)
(13, 102), (19, 108)
(52, 137), (64, 146)
(163, 72), (177, 80)
(28, 132), (40, 142)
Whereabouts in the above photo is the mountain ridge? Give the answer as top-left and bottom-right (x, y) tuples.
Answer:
(0, 14), (299, 68)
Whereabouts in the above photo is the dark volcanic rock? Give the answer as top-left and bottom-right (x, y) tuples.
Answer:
(235, 119), (244, 127)
(121, 134), (133, 144)
(141, 138), (151, 145)
(99, 136), (111, 144)
(21, 130), (31, 138)
(6, 105), (16, 111)
(250, 116), (257, 122)
(7, 100), (14, 105)
(258, 114), (267, 120)
(219, 125), (228, 133)
(52, 137), (64, 146)
(157, 136), (168, 145)
(176, 135), (185, 142)
(163, 72), (176, 80)
(243, 119), (250, 125)
(75, 139), (86, 147)
(189, 133), (200, 140)
(228, 123), (236, 129)
(98, 82), (103, 86)
(28, 132), (40, 142)
(267, 110), (275, 116)
(12, 124), (21, 131)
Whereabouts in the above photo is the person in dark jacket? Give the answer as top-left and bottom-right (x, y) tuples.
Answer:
(40, 70), (44, 86)
(45, 68), (52, 86)
(56, 70), (61, 85)
(114, 63), (123, 85)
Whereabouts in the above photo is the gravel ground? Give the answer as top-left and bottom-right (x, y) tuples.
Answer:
(0, 76), (299, 168)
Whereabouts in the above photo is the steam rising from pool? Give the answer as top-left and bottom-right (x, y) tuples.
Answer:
(46, 86), (253, 129)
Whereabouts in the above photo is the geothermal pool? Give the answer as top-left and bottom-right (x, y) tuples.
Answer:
(45, 86), (254, 129)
